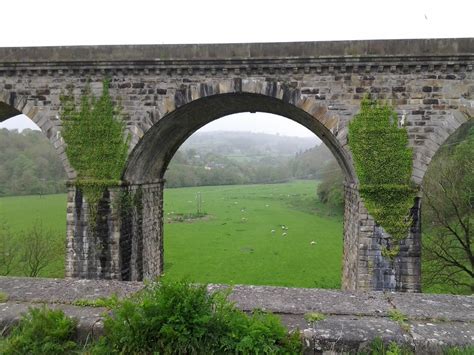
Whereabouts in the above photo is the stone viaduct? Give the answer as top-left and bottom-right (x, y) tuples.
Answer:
(0, 38), (472, 292)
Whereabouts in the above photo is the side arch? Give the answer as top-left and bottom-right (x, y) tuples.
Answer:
(410, 109), (472, 186)
(0, 90), (75, 179)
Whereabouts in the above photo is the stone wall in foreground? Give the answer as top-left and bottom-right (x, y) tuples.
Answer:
(0, 277), (472, 353)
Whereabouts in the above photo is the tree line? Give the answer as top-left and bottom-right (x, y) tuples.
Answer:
(0, 129), (66, 196)
(0, 128), (341, 198)
(165, 143), (336, 187)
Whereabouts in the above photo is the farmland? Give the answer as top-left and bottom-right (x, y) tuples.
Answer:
(0, 180), (344, 288)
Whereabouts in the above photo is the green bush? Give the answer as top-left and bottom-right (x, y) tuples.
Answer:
(92, 279), (301, 354)
(0, 307), (78, 355)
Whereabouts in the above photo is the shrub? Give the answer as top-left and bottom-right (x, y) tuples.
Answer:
(0, 307), (78, 355)
(92, 279), (302, 354)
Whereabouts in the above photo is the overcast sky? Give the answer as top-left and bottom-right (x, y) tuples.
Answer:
(0, 0), (472, 136)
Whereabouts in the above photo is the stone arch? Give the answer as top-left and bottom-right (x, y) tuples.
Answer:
(416, 114), (473, 293)
(124, 80), (356, 183)
(119, 83), (362, 287)
(409, 108), (472, 186)
(0, 90), (75, 179)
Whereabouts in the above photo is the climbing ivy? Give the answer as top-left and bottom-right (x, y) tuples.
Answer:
(60, 80), (129, 225)
(349, 98), (416, 257)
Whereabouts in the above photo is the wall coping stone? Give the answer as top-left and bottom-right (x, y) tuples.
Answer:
(0, 38), (473, 64)
(0, 277), (472, 352)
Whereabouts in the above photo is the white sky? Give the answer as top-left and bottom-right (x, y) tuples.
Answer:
(0, 0), (472, 137)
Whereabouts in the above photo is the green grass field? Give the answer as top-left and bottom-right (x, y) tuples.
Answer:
(0, 181), (343, 288)
(0, 193), (67, 277)
(0, 181), (463, 293)
(163, 181), (342, 288)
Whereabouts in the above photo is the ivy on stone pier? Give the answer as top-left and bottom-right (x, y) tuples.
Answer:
(349, 98), (416, 258)
(60, 80), (130, 227)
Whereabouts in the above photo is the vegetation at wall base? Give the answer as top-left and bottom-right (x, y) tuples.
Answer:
(362, 337), (413, 355)
(60, 80), (129, 225)
(0, 307), (78, 355)
(91, 278), (302, 354)
(349, 98), (416, 256)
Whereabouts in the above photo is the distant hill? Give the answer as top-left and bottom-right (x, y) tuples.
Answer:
(166, 131), (335, 188)
(181, 131), (320, 161)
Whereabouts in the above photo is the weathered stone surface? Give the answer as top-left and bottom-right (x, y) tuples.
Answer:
(1, 39), (473, 292)
(410, 321), (474, 353)
(209, 284), (392, 316)
(0, 277), (472, 352)
(303, 316), (410, 354)
(0, 276), (143, 303)
(389, 292), (474, 322)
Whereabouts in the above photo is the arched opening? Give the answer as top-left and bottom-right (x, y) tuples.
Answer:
(421, 119), (473, 295)
(123, 93), (358, 288)
(0, 111), (68, 278)
(124, 93), (355, 183)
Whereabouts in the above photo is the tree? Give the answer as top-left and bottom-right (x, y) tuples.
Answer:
(422, 122), (473, 294)
(0, 221), (17, 276)
(317, 160), (344, 211)
(19, 221), (62, 277)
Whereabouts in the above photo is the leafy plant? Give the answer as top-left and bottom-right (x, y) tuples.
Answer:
(304, 312), (326, 324)
(349, 98), (416, 257)
(91, 279), (302, 354)
(363, 337), (413, 355)
(388, 309), (407, 323)
(72, 294), (120, 308)
(60, 80), (129, 225)
(0, 291), (8, 303)
(444, 345), (474, 355)
(388, 309), (410, 332)
(0, 307), (78, 355)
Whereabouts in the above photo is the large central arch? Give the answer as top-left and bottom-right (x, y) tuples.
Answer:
(117, 88), (364, 289)
(124, 92), (355, 183)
